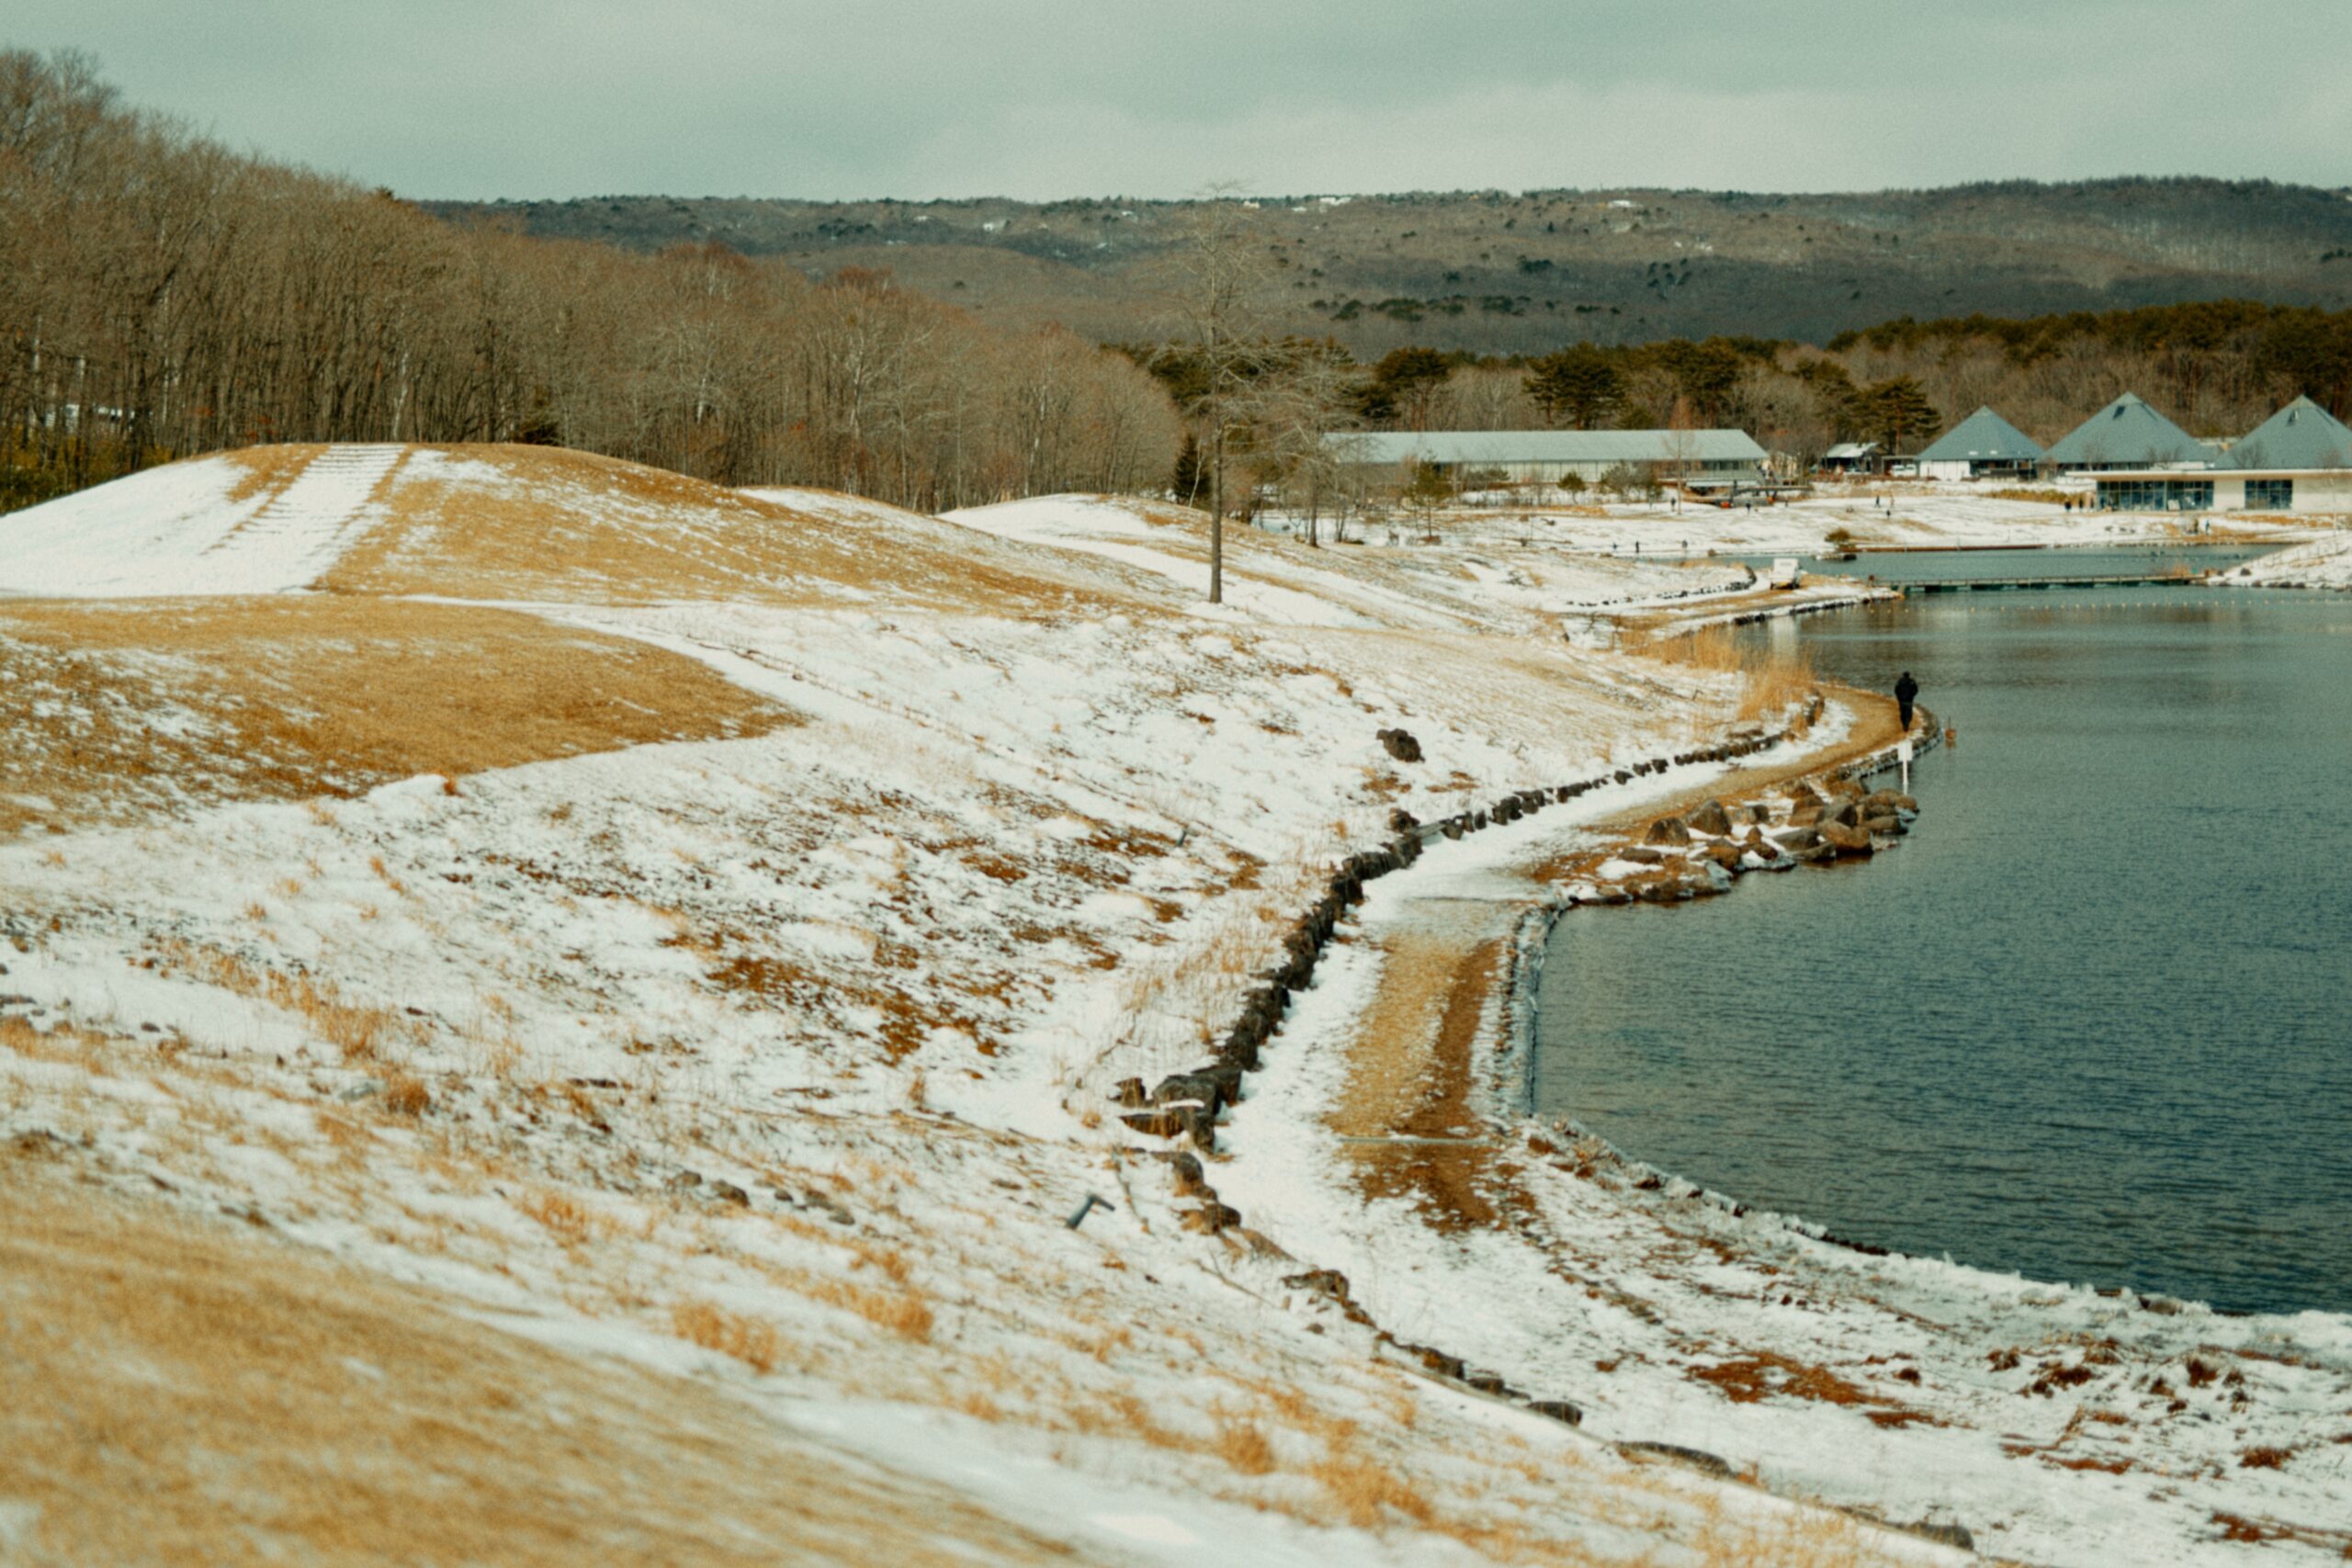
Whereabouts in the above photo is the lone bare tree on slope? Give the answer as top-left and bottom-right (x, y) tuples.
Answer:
(1163, 189), (1277, 604)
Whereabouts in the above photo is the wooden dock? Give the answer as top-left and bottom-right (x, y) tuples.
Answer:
(1899, 573), (2201, 595)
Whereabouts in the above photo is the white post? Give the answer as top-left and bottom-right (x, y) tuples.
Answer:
(1898, 737), (1914, 794)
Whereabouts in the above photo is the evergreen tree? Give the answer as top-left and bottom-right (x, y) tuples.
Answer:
(1170, 433), (1205, 506)
(1524, 344), (1623, 429)
(1363, 347), (1454, 429)
(1853, 376), (1939, 451)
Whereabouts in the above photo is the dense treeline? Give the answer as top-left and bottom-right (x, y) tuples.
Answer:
(0, 51), (1177, 513)
(1292, 301), (2352, 463)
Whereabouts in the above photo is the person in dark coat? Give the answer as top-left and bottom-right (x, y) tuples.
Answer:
(1894, 671), (1919, 730)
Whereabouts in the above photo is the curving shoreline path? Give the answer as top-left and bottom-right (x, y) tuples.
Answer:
(1189, 685), (2352, 1567)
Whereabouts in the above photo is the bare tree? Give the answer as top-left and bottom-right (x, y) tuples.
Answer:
(0, 51), (1182, 518)
(1159, 189), (1277, 603)
(1243, 344), (1357, 546)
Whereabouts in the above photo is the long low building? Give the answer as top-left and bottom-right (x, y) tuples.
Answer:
(2094, 471), (2351, 513)
(1326, 428), (1767, 484)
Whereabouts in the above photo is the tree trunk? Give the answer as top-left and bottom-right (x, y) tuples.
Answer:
(1209, 421), (1224, 604)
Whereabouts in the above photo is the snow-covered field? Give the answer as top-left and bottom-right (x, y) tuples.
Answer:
(2, 446), (2345, 1564)
(1267, 479), (2319, 560)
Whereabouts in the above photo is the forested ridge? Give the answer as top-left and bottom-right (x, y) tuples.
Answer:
(437, 180), (2352, 357)
(1303, 299), (2352, 470)
(13, 46), (2352, 520)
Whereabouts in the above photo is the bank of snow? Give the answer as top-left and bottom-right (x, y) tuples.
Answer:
(1349, 481), (2317, 559)
(2215, 531), (2352, 589)
(3, 448), (1978, 1565)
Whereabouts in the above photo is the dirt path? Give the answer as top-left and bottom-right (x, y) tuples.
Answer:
(1328, 686), (1908, 1233)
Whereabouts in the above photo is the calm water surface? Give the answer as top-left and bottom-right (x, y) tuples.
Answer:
(1733, 543), (2269, 586)
(1535, 559), (2352, 1314)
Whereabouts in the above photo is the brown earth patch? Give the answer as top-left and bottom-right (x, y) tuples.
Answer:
(0, 1165), (1107, 1567)
(1690, 1351), (1938, 1430)
(1692, 1350), (1875, 1406)
(1335, 932), (1501, 1229)
(0, 596), (798, 836)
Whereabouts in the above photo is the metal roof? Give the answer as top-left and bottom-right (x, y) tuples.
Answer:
(2219, 397), (2352, 470)
(1916, 407), (2044, 464)
(2044, 393), (2217, 467)
(1326, 428), (1767, 465)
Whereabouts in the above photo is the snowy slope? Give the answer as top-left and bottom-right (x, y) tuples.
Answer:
(0, 450), (353, 596)
(3, 448), (2342, 1564)
(2219, 532), (2352, 589)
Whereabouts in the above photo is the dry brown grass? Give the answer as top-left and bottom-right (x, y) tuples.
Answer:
(0, 1167), (1101, 1566)
(1736, 644), (1816, 722)
(521, 1190), (604, 1247)
(670, 1298), (786, 1373)
(1986, 486), (2077, 505)
(381, 1071), (432, 1117)
(1308, 1445), (1437, 1529)
(317, 444), (1104, 616)
(0, 595), (800, 835)
(831, 1282), (936, 1342)
(154, 942), (400, 1065)
(1638, 624), (1817, 724)
(1647, 623), (1746, 675)
(1214, 1416), (1278, 1476)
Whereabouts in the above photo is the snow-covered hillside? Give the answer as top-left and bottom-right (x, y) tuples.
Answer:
(3, 447), (2344, 1565)
(2216, 531), (2352, 589)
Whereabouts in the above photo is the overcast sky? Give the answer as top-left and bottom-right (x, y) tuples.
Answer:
(13, 1), (2352, 201)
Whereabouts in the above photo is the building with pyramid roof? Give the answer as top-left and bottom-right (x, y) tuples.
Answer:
(2218, 396), (2352, 470)
(1916, 407), (2043, 479)
(2045, 393), (2217, 470)
(2092, 394), (2352, 513)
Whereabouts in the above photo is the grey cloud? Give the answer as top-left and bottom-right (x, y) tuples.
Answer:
(7, 0), (2348, 198)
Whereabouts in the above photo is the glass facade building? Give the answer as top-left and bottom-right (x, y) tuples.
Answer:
(2095, 478), (2213, 511)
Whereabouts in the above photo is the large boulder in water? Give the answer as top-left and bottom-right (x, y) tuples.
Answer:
(1818, 820), (1874, 857)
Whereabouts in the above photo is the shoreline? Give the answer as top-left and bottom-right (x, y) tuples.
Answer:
(1193, 680), (2352, 1566)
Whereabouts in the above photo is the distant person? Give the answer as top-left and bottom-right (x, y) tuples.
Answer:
(1894, 671), (1919, 730)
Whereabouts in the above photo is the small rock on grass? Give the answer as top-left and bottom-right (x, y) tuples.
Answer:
(1619, 1440), (1734, 1480)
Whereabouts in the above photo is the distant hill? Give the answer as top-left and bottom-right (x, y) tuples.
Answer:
(423, 179), (2352, 354)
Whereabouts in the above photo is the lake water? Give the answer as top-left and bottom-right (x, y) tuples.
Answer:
(1535, 556), (2352, 1314)
(1734, 543), (2270, 587)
